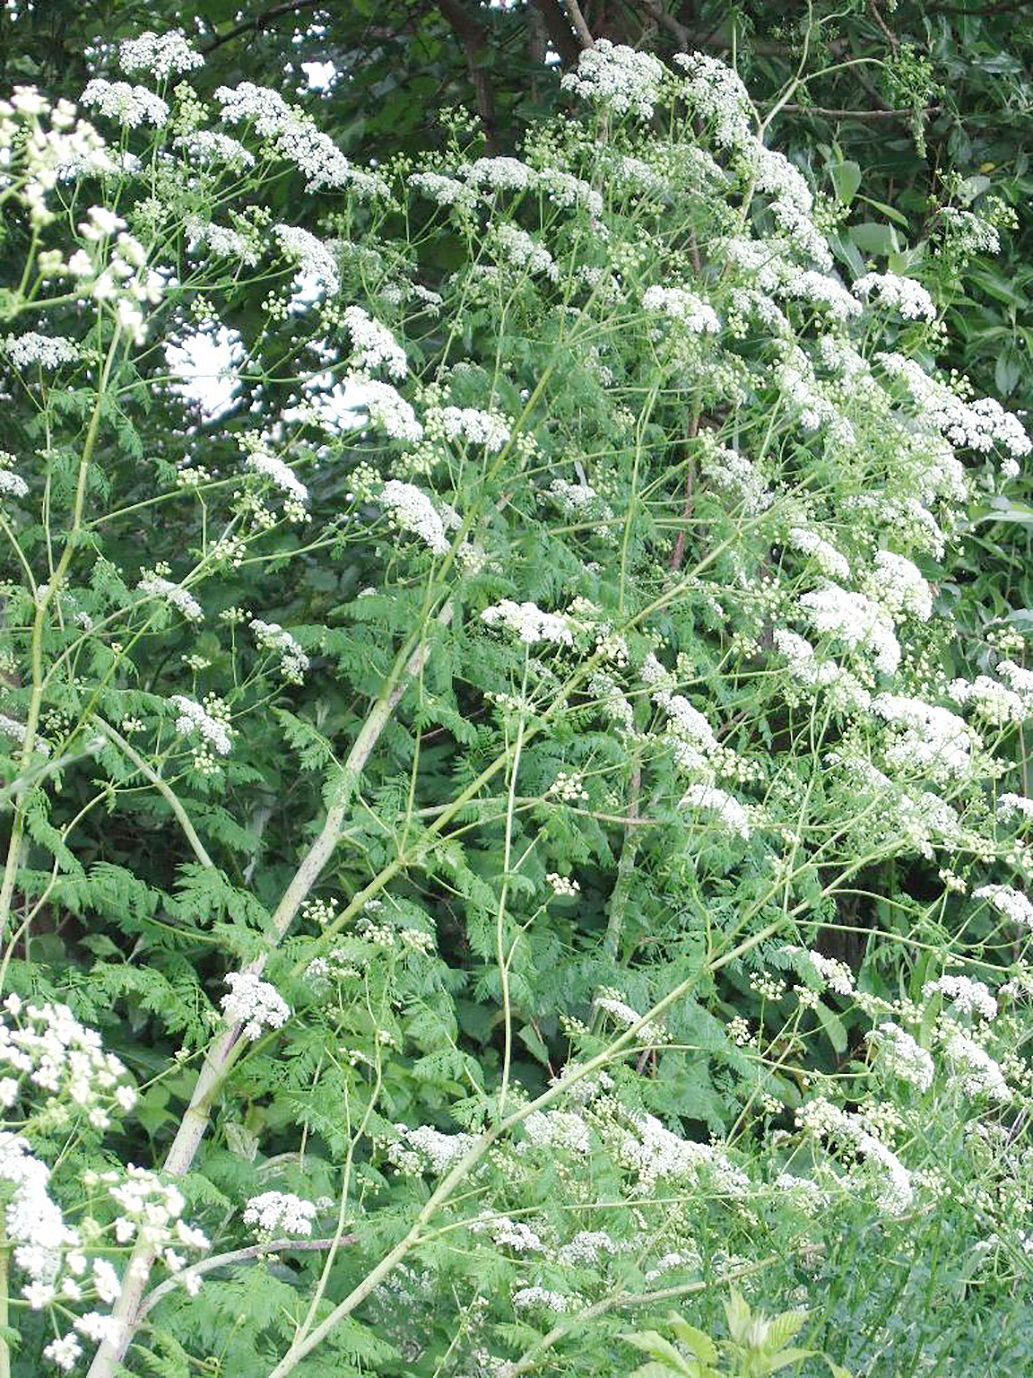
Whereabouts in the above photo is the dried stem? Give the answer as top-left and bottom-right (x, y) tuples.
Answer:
(136, 1236), (354, 1322)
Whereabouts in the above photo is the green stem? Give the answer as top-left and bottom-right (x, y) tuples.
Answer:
(93, 718), (215, 869)
(0, 1240), (9, 1378)
(0, 326), (122, 938)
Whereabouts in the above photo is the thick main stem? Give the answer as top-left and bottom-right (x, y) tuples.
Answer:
(84, 609), (450, 1378)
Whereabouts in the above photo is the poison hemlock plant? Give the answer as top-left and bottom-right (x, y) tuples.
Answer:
(0, 25), (1031, 1378)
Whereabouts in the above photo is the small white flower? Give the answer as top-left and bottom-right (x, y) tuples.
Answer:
(118, 30), (204, 78)
(243, 1191), (318, 1238)
(80, 80), (169, 128)
(220, 972), (290, 1040)
(481, 600), (573, 646)
(43, 1333), (83, 1371)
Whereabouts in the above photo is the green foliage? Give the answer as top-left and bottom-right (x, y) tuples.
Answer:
(0, 17), (1032, 1378)
(626, 1294), (851, 1378)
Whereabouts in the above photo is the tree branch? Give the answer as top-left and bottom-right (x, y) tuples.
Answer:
(767, 101), (941, 119)
(560, 0), (595, 49)
(204, 0), (324, 53)
(437, 0), (499, 149)
(136, 1237), (356, 1322)
(868, 0), (900, 58)
(527, 0), (582, 66)
(633, 0), (690, 50)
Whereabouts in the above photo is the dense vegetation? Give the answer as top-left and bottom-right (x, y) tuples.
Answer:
(2, 7), (1033, 1377)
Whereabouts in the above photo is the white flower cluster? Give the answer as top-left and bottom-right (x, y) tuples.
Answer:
(723, 236), (789, 294)
(0, 450), (28, 502)
(998, 659), (1033, 708)
(799, 584), (900, 675)
(787, 527), (850, 580)
(408, 170), (477, 212)
(942, 1031), (1010, 1101)
(107, 1165), (209, 1259)
(0, 996), (136, 1130)
(0, 710), (47, 754)
(784, 270), (862, 322)
(922, 974), (998, 1021)
(546, 478), (614, 523)
(243, 1191), (319, 1239)
(617, 1112), (749, 1196)
(642, 284), (720, 333)
(642, 653), (723, 777)
(867, 1022), (934, 1092)
(80, 80), (168, 128)
(773, 629), (871, 711)
(137, 576), (204, 623)
(481, 600), (573, 646)
(3, 332), (79, 369)
(867, 550), (932, 622)
(779, 351), (853, 440)
(938, 206), (1000, 256)
(355, 378), (423, 443)
(343, 305), (407, 379)
(273, 223), (340, 305)
(878, 351), (1031, 472)
(783, 947), (855, 995)
(950, 671), (1031, 726)
(471, 1215), (546, 1253)
(245, 450), (309, 521)
(672, 51), (753, 149)
(175, 130), (255, 172)
(250, 618), (309, 684)
(220, 972), (290, 1040)
(72, 208), (164, 344)
(871, 694), (976, 782)
(387, 1124), (478, 1176)
(699, 442), (771, 514)
(557, 1229), (619, 1265)
(797, 1097), (912, 1214)
(538, 166), (604, 218)
(522, 1108), (592, 1155)
(560, 39), (666, 120)
(379, 480), (452, 555)
(593, 990), (667, 1045)
(118, 30), (204, 78)
(186, 217), (260, 266)
(216, 82), (387, 195)
(0, 88), (115, 229)
(769, 197), (833, 270)
(998, 792), (1033, 822)
(463, 155), (534, 191)
(169, 694), (233, 756)
(492, 223), (559, 281)
(854, 272), (936, 322)
(0, 1130), (79, 1310)
(972, 883), (1033, 930)
(513, 1286), (576, 1313)
(425, 406), (511, 452)
(749, 150), (811, 220)
(681, 783), (751, 840)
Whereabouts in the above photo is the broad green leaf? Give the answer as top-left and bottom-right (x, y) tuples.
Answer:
(849, 221), (900, 256)
(666, 1315), (719, 1363)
